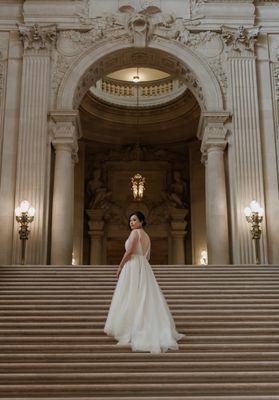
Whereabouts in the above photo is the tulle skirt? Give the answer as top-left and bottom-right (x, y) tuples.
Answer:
(104, 255), (185, 353)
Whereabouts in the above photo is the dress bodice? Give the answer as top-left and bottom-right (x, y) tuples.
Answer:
(125, 229), (151, 260)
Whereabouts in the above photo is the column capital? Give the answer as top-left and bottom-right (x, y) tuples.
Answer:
(221, 25), (260, 57)
(49, 110), (81, 155)
(199, 112), (230, 156)
(198, 111), (231, 139)
(18, 24), (57, 55)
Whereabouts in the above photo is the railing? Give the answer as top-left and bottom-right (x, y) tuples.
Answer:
(91, 76), (186, 107)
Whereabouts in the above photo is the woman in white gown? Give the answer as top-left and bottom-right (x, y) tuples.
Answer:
(104, 211), (184, 353)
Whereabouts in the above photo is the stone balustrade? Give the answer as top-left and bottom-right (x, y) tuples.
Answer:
(91, 77), (186, 107)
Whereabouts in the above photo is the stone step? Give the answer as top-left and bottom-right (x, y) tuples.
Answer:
(1, 286), (278, 292)
(1, 360), (279, 373)
(0, 326), (278, 335)
(1, 315), (279, 323)
(0, 382), (279, 397)
(1, 351), (279, 362)
(0, 306), (279, 321)
(1, 277), (278, 282)
(0, 321), (279, 329)
(0, 335), (279, 345)
(0, 298), (278, 305)
(4, 396), (279, 400)
(1, 293), (279, 300)
(0, 304), (278, 311)
(1, 370), (279, 385)
(1, 343), (279, 353)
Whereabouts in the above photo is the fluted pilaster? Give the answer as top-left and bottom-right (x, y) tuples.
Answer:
(13, 25), (57, 264)
(229, 54), (267, 263)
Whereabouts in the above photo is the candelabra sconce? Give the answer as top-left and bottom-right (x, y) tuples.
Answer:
(244, 200), (264, 264)
(15, 200), (35, 265)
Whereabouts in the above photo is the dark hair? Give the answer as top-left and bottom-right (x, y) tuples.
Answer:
(128, 211), (147, 229)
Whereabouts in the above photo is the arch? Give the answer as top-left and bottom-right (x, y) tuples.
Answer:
(56, 37), (224, 112)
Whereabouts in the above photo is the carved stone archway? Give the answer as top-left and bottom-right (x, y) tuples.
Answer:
(56, 38), (224, 112)
(50, 28), (228, 265)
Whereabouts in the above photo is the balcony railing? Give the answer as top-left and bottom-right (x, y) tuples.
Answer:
(90, 76), (186, 107)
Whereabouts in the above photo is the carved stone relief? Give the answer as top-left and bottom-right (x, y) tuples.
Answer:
(221, 25), (260, 55)
(52, 4), (227, 108)
(76, 0), (207, 28)
(18, 24), (57, 54)
(208, 56), (228, 105)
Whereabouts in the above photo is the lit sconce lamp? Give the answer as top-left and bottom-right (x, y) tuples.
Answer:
(200, 250), (208, 266)
(15, 200), (35, 265)
(72, 253), (76, 266)
(244, 200), (264, 264)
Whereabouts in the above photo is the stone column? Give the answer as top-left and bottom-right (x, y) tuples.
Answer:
(87, 209), (105, 265)
(222, 26), (267, 264)
(200, 113), (230, 264)
(258, 34), (279, 264)
(73, 142), (85, 265)
(0, 32), (21, 265)
(170, 208), (188, 265)
(12, 24), (57, 264)
(50, 112), (79, 265)
(189, 142), (207, 265)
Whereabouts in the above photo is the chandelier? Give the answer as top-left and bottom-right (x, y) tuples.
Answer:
(130, 67), (146, 201)
(131, 173), (146, 201)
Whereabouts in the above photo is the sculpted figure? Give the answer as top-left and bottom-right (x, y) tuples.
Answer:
(162, 171), (188, 209)
(87, 169), (112, 210)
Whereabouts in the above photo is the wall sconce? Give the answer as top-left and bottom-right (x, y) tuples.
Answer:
(15, 200), (35, 265)
(200, 250), (208, 266)
(72, 253), (76, 266)
(244, 200), (264, 264)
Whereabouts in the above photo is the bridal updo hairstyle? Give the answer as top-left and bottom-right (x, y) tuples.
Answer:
(128, 211), (147, 230)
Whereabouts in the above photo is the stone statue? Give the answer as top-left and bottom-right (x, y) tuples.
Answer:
(86, 169), (112, 210)
(162, 171), (189, 209)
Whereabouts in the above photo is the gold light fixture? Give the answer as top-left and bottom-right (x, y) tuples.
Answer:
(130, 66), (146, 201)
(244, 200), (264, 264)
(131, 173), (146, 201)
(15, 200), (35, 265)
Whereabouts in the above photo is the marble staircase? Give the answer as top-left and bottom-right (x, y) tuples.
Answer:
(0, 265), (279, 399)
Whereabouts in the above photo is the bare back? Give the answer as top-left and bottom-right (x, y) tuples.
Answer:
(137, 229), (151, 260)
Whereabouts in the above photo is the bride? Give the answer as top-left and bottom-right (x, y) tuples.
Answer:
(104, 211), (184, 353)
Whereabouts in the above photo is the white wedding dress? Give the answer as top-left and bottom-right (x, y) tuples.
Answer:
(104, 228), (185, 353)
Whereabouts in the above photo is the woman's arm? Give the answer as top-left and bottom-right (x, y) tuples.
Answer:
(116, 230), (138, 278)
